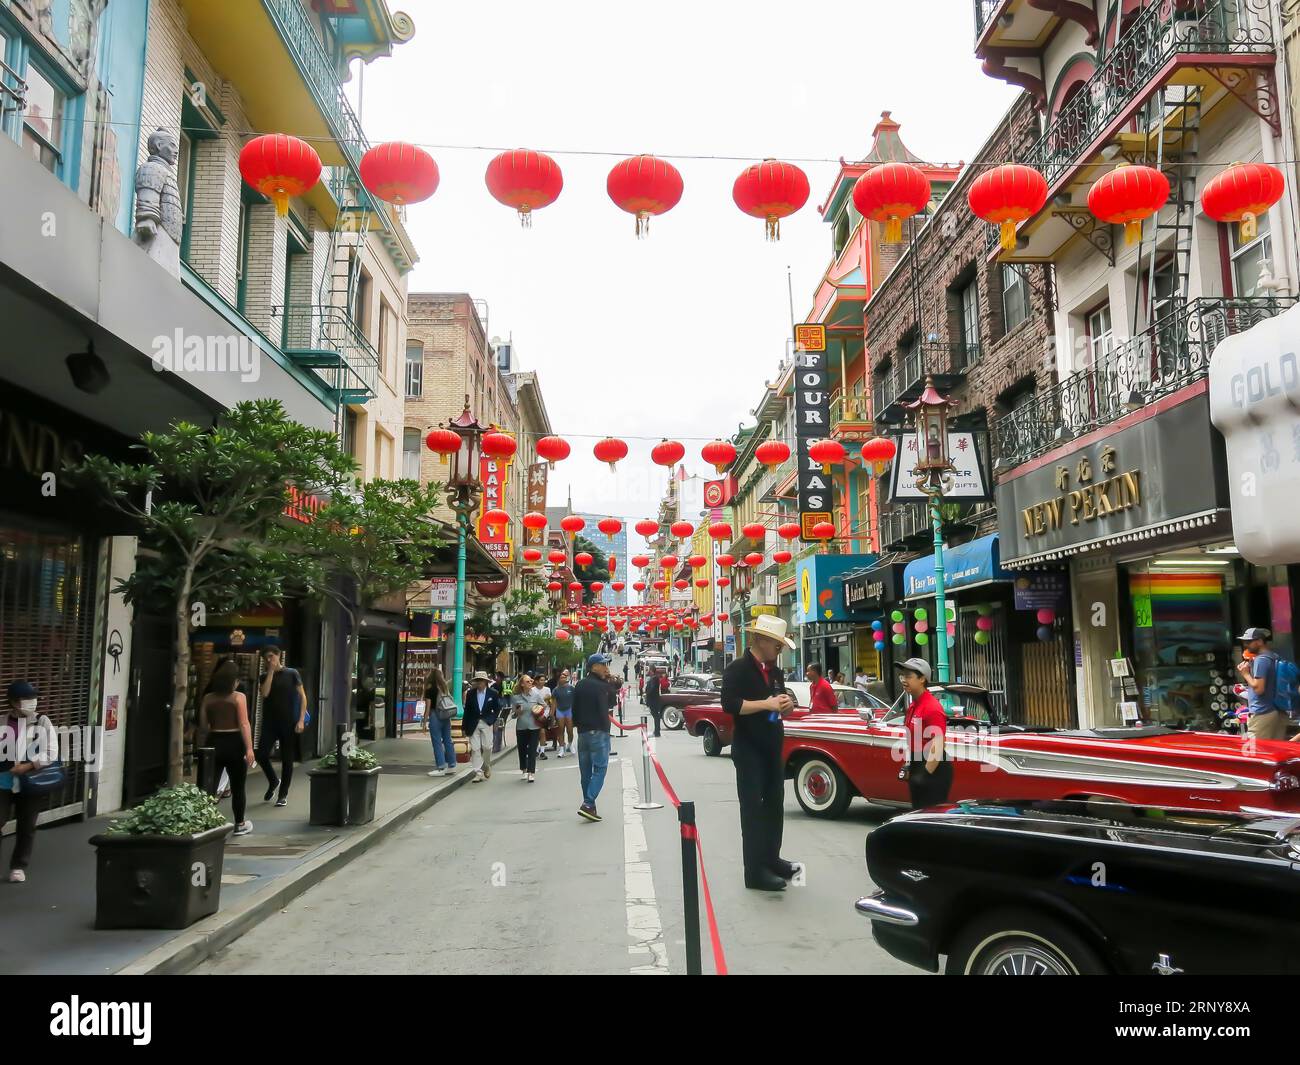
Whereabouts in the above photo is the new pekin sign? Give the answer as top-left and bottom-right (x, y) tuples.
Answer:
(996, 393), (1226, 564)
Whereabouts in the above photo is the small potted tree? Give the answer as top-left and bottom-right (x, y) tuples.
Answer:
(309, 746), (381, 826)
(90, 783), (233, 930)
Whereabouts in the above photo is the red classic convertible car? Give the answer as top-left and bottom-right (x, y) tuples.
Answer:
(684, 682), (891, 756)
(783, 683), (1300, 819)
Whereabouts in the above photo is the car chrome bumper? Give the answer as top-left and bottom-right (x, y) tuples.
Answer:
(855, 891), (919, 927)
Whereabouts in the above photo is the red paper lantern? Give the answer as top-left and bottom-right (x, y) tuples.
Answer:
(808, 438), (847, 473)
(1201, 162), (1286, 243)
(424, 428), (461, 463)
(481, 431), (517, 460)
(547, 581), (563, 592)
(485, 148), (563, 226)
(653, 579), (669, 591)
(548, 549), (567, 565)
(755, 440), (791, 471)
(594, 437), (629, 471)
(238, 134), (321, 216)
(651, 440), (686, 468)
(523, 511), (548, 531)
(708, 522), (733, 541)
(598, 517), (623, 537)
(732, 159), (810, 241)
(852, 162), (931, 243)
(574, 551), (594, 567)
(1087, 164), (1170, 245)
(861, 436), (898, 463)
(608, 556), (617, 574)
(716, 554), (735, 568)
(778, 522), (802, 541)
(718, 612), (729, 623)
(359, 142), (440, 205)
(695, 578), (709, 588)
(612, 581), (626, 592)
(660, 555), (679, 569)
(635, 519), (659, 537)
(555, 629), (571, 641)
(631, 554), (651, 568)
(773, 549), (792, 564)
(742, 523), (765, 540)
(967, 163), (1047, 251)
(744, 552), (763, 566)
(522, 547), (542, 563)
(483, 508), (509, 529)
(811, 521), (835, 540)
(688, 554), (707, 568)
(716, 577), (731, 588)
(701, 439), (737, 475)
(674, 579), (690, 591)
(670, 520), (694, 539)
(535, 435), (571, 467)
(633, 581), (647, 592)
(607, 155), (683, 237)
(590, 582), (605, 592)
(568, 581), (584, 592)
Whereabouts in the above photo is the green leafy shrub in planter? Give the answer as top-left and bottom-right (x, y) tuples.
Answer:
(108, 782), (229, 836)
(318, 747), (380, 771)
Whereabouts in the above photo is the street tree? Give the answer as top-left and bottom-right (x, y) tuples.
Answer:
(70, 399), (354, 785)
(572, 535), (609, 605)
(467, 587), (552, 664)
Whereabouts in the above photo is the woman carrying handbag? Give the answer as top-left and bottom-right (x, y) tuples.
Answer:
(425, 667), (458, 777)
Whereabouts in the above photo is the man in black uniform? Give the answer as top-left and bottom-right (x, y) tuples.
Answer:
(257, 646), (307, 807)
(720, 616), (798, 891)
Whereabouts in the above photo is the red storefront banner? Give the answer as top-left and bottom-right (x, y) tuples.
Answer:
(477, 452), (514, 563)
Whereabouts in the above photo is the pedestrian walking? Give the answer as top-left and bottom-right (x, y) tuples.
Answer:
(461, 672), (503, 782)
(533, 671), (554, 759)
(1237, 627), (1291, 740)
(573, 653), (618, 821)
(805, 663), (838, 714)
(894, 658), (952, 808)
(510, 673), (547, 782)
(424, 667), (458, 777)
(198, 661), (256, 836)
(551, 669), (576, 756)
(720, 616), (799, 892)
(854, 667), (871, 693)
(645, 666), (666, 737)
(256, 647), (306, 808)
(0, 682), (57, 882)
(491, 672), (512, 753)
(201, 657), (249, 799)
(622, 661), (629, 682)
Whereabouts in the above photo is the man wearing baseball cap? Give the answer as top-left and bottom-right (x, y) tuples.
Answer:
(1237, 627), (1288, 740)
(572, 653), (617, 821)
(893, 658), (953, 809)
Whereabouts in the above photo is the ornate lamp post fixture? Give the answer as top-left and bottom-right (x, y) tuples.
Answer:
(733, 560), (754, 659)
(904, 376), (956, 684)
(437, 397), (489, 701)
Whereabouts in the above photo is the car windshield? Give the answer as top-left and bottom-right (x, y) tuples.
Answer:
(881, 688), (996, 725)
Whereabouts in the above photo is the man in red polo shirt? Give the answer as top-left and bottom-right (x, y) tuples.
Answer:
(893, 657), (952, 809)
(804, 663), (838, 715)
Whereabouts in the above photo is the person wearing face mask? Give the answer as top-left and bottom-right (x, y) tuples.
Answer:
(0, 683), (56, 883)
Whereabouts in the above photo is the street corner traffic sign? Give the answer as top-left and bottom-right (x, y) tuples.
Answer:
(794, 323), (826, 352)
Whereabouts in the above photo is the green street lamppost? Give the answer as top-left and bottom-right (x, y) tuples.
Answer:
(733, 559), (753, 659)
(440, 399), (489, 702)
(904, 376), (956, 685)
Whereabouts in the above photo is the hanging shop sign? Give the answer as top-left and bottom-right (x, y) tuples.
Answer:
(429, 578), (456, 608)
(1012, 570), (1069, 611)
(525, 463), (548, 547)
(795, 553), (877, 624)
(794, 327), (832, 539)
(1208, 301), (1300, 565)
(887, 431), (991, 502)
(997, 395), (1225, 564)
(477, 451), (514, 563)
(703, 474), (737, 508)
(903, 534), (1011, 598)
(843, 562), (906, 610)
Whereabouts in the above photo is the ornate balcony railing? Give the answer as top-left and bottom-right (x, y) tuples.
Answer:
(278, 304), (381, 403)
(992, 295), (1295, 468)
(831, 393), (870, 425)
(974, 0), (1006, 38)
(1026, 0), (1274, 187)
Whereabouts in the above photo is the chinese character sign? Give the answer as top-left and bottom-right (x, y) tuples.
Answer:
(477, 452), (514, 562)
(525, 463), (548, 547)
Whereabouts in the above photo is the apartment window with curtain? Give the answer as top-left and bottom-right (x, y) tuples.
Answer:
(959, 277), (980, 367)
(1086, 303), (1114, 369)
(405, 340), (423, 398)
(1229, 215), (1272, 297)
(1001, 264), (1030, 332)
(403, 429), (421, 480)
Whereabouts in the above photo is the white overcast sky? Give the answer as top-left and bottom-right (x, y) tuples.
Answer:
(357, 0), (1017, 553)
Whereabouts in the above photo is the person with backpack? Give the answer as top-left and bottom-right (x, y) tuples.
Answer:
(1236, 627), (1295, 741)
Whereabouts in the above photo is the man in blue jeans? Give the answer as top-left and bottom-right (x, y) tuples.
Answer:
(573, 653), (617, 822)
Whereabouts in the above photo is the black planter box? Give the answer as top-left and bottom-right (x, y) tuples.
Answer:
(308, 765), (380, 826)
(90, 823), (234, 930)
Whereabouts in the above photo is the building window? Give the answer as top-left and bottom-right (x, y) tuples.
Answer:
(342, 409), (358, 460)
(1085, 302), (1114, 369)
(21, 62), (63, 172)
(1229, 214), (1272, 297)
(403, 428), (421, 480)
(351, 260), (371, 338)
(378, 296), (393, 378)
(405, 340), (423, 398)
(1001, 264), (1030, 332)
(959, 277), (981, 367)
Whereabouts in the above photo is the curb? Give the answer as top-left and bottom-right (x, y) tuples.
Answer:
(116, 741), (517, 976)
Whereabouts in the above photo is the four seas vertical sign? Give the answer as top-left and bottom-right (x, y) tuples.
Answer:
(794, 324), (832, 542)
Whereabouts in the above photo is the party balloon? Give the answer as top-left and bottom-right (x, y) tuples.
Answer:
(892, 623), (905, 634)
(977, 605), (992, 616)
(945, 604), (957, 621)
(874, 641), (886, 652)
(974, 631), (990, 645)
(914, 607), (928, 621)
(892, 634), (905, 645)
(947, 635), (956, 647)
(947, 622), (956, 635)
(891, 610), (903, 622)
(1036, 608), (1056, 625)
(916, 632), (929, 645)
(871, 620), (883, 632)
(915, 621), (928, 633)
(1037, 625), (1053, 641)
(976, 616), (993, 632)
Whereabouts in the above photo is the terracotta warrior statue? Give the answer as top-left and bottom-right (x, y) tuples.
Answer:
(134, 127), (183, 277)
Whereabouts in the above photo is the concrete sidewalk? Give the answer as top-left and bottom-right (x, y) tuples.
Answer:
(1, 729), (516, 975)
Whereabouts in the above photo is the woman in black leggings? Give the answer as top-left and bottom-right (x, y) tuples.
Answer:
(199, 661), (256, 834)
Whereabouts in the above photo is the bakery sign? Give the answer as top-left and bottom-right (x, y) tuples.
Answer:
(477, 452), (513, 562)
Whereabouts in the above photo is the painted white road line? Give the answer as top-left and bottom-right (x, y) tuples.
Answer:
(622, 755), (669, 975)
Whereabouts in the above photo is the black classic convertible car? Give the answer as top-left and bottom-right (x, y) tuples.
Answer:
(857, 798), (1300, 975)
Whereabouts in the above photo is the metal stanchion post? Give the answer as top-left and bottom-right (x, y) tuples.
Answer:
(679, 800), (702, 975)
(634, 715), (663, 811)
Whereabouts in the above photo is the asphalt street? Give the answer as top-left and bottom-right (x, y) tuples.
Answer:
(196, 658), (919, 975)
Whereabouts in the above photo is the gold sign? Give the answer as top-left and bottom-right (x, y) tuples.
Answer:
(1023, 468), (1142, 538)
(794, 323), (826, 352)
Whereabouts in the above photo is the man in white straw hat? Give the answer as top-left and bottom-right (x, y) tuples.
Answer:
(720, 615), (799, 892)
(460, 672), (503, 783)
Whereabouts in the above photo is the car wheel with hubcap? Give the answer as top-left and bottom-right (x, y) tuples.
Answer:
(793, 757), (853, 819)
(700, 723), (723, 757)
(946, 910), (1109, 975)
(661, 706), (683, 731)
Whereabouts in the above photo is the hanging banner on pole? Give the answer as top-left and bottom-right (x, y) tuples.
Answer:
(794, 325), (832, 541)
(525, 462), (548, 547)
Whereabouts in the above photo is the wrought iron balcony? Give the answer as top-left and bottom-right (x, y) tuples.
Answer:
(874, 343), (975, 424)
(973, 0), (1006, 39)
(830, 392), (870, 426)
(278, 304), (381, 404)
(880, 502), (931, 548)
(992, 295), (1296, 469)
(1026, 0), (1275, 188)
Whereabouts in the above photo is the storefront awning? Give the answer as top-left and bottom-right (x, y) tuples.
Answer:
(903, 534), (1010, 600)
